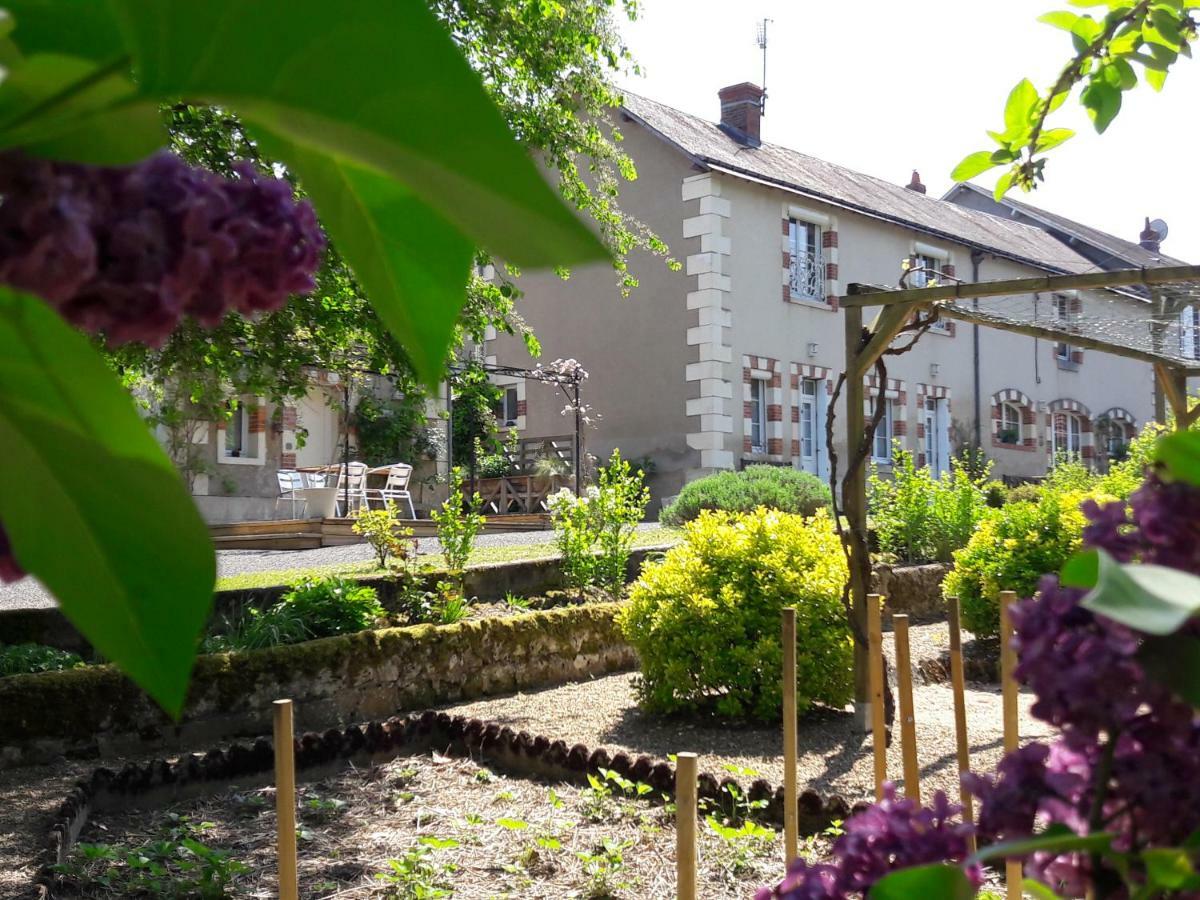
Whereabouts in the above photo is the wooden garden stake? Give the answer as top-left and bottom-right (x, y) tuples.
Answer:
(893, 614), (920, 804)
(999, 591), (1021, 900)
(676, 752), (698, 900)
(867, 593), (887, 801)
(782, 607), (799, 863)
(947, 597), (975, 850)
(273, 699), (299, 900)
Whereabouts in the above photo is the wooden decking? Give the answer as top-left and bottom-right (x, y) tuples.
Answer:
(209, 514), (551, 550)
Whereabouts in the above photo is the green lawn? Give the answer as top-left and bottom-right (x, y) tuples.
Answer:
(214, 526), (681, 592)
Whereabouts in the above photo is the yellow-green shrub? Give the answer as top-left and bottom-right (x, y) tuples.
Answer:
(944, 490), (1108, 637)
(617, 508), (851, 721)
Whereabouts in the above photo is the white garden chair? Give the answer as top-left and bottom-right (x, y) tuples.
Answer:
(275, 470), (307, 519)
(333, 461), (370, 516)
(368, 463), (416, 519)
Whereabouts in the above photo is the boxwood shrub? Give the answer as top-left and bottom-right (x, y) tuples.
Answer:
(659, 465), (831, 525)
(618, 507), (851, 721)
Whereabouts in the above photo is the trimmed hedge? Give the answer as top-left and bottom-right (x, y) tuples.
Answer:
(660, 466), (831, 525)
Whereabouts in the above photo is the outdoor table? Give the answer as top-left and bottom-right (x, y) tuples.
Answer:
(294, 486), (338, 518)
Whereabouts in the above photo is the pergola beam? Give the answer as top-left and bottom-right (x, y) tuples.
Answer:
(841, 263), (1200, 308)
(1155, 364), (1200, 429)
(937, 305), (1200, 375)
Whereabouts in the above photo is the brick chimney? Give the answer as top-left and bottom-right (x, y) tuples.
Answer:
(906, 170), (927, 194)
(718, 82), (764, 146)
(1139, 216), (1161, 252)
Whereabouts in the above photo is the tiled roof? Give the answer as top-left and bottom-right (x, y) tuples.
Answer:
(948, 183), (1189, 268)
(620, 91), (1099, 276)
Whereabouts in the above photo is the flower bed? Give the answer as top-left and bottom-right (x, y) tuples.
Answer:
(37, 711), (859, 898)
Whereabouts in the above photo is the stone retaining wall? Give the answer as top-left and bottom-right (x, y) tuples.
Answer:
(0, 545), (670, 656)
(0, 604), (634, 768)
(872, 562), (950, 620)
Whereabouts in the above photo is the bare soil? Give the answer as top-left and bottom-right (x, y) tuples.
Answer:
(50, 752), (801, 899)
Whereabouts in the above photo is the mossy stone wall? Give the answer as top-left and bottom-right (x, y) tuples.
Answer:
(0, 604), (633, 767)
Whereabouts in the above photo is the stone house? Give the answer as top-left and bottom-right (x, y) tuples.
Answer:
(481, 83), (1192, 505)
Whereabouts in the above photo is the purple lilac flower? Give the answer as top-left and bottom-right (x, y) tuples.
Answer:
(755, 786), (980, 899)
(0, 150), (324, 345)
(965, 474), (1200, 897)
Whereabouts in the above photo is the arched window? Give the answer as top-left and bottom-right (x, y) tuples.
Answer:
(1097, 408), (1137, 462)
(992, 389), (1033, 450)
(998, 402), (1022, 445)
(1052, 412), (1083, 458)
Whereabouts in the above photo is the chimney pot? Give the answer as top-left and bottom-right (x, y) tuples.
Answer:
(718, 82), (764, 146)
(906, 170), (927, 194)
(1139, 216), (1161, 252)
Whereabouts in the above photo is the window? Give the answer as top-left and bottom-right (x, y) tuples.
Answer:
(998, 402), (1022, 445)
(1054, 294), (1080, 363)
(911, 254), (953, 332)
(225, 403), (247, 457)
(494, 386), (519, 426)
(1052, 412), (1083, 458)
(1181, 305), (1199, 360)
(788, 219), (824, 301)
(923, 398), (940, 472)
(909, 254), (941, 289)
(1107, 422), (1131, 458)
(798, 378), (818, 466)
(872, 397), (894, 462)
(749, 377), (767, 454)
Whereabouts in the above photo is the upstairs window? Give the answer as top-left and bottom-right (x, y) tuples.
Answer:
(1181, 305), (1199, 360)
(788, 219), (824, 302)
(1054, 293), (1080, 364)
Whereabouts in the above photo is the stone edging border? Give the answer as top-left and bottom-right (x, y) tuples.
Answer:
(35, 709), (865, 898)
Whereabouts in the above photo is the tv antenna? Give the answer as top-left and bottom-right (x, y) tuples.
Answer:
(756, 18), (772, 115)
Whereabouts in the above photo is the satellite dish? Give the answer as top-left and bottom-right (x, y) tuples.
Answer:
(1150, 218), (1169, 241)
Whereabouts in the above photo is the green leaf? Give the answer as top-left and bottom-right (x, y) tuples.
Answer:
(1003, 78), (1040, 138)
(1147, 66), (1169, 89)
(1081, 79), (1122, 132)
(110, 0), (607, 270)
(1152, 432), (1200, 487)
(1023, 879), (1066, 899)
(1060, 549), (1099, 588)
(5, 0), (128, 61)
(993, 169), (1016, 200)
(495, 817), (529, 830)
(1078, 549), (1200, 635)
(0, 288), (215, 715)
(1138, 633), (1200, 705)
(869, 864), (975, 899)
(970, 826), (1114, 864)
(1156, 430), (1200, 485)
(951, 150), (1000, 181)
(0, 53), (162, 164)
(1039, 10), (1084, 31)
(253, 131), (475, 387)
(1143, 848), (1200, 890)
(1035, 127), (1076, 152)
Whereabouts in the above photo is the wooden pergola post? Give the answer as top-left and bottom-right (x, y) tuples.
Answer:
(1155, 363), (1200, 430)
(843, 304), (870, 723)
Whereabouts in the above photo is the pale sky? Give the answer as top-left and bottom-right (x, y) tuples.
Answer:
(616, 0), (1200, 262)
